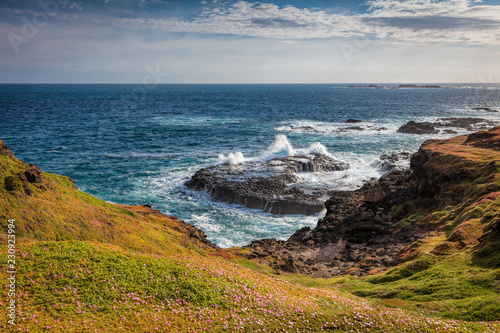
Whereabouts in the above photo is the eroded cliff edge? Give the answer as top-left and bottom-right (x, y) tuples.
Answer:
(240, 127), (500, 278)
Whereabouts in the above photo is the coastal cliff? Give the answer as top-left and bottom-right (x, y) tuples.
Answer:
(242, 127), (500, 278)
(1, 131), (499, 331)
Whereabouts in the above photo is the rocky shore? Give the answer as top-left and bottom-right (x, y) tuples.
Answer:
(239, 126), (500, 278)
(243, 169), (423, 277)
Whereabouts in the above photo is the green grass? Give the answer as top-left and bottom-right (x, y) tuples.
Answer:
(283, 253), (500, 321)
(2, 130), (500, 332)
(2, 241), (499, 332)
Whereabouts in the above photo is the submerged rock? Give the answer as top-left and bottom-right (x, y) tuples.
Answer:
(185, 153), (349, 215)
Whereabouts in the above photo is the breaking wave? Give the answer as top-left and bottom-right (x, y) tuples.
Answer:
(218, 135), (332, 165)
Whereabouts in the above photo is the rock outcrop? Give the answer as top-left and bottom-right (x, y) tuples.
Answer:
(0, 140), (15, 158)
(473, 107), (498, 113)
(398, 121), (439, 134)
(244, 170), (422, 277)
(398, 117), (498, 134)
(372, 152), (411, 171)
(185, 153), (349, 215)
(2, 141), (47, 196)
(242, 127), (500, 277)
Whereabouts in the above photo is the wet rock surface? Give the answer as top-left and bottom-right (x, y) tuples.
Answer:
(473, 107), (498, 113)
(372, 152), (411, 171)
(185, 153), (349, 215)
(242, 127), (500, 277)
(398, 117), (498, 134)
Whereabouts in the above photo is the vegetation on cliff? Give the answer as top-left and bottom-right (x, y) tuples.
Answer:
(287, 127), (500, 322)
(1, 128), (499, 332)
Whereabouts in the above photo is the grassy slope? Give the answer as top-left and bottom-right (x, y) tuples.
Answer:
(282, 128), (500, 322)
(0, 147), (214, 257)
(1, 137), (499, 332)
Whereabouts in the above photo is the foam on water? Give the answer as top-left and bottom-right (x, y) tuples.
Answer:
(132, 164), (322, 248)
(275, 120), (400, 135)
(218, 134), (332, 165)
(218, 152), (246, 165)
(3, 84), (499, 249)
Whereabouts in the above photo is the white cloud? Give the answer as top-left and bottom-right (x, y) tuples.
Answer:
(107, 0), (500, 44)
(1, 0), (499, 83)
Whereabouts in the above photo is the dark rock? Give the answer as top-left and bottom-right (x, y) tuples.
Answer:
(290, 126), (315, 131)
(185, 153), (349, 215)
(288, 227), (311, 243)
(4, 175), (23, 192)
(435, 117), (497, 131)
(24, 164), (43, 184)
(348, 85), (379, 88)
(398, 85), (441, 89)
(398, 118), (498, 135)
(245, 169), (423, 277)
(341, 126), (364, 131)
(473, 107), (498, 113)
(346, 119), (363, 123)
(398, 121), (439, 134)
(16, 173), (32, 195)
(243, 127), (499, 277)
(373, 152), (411, 171)
(464, 129), (500, 150)
(184, 223), (214, 247)
(368, 126), (388, 131)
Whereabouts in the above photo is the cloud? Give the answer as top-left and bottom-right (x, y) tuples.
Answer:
(104, 0), (500, 44)
(4, 1), (499, 43)
(1, 0), (499, 83)
(364, 15), (500, 31)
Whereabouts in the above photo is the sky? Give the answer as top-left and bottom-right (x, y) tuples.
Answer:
(0, 0), (499, 83)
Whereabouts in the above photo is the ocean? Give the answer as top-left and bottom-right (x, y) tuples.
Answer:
(1, 83), (499, 247)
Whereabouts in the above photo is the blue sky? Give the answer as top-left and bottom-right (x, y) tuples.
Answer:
(1, 0), (499, 83)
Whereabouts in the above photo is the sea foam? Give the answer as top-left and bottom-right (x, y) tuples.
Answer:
(218, 134), (332, 165)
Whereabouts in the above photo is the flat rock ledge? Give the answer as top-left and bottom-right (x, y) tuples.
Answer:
(185, 153), (349, 215)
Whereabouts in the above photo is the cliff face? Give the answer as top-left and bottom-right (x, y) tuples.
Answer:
(243, 127), (500, 277)
(407, 127), (500, 268)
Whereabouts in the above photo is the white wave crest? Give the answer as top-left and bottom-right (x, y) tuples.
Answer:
(297, 142), (330, 156)
(218, 152), (246, 165)
(218, 135), (333, 165)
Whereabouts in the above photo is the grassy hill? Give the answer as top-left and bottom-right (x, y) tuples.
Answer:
(1, 133), (500, 332)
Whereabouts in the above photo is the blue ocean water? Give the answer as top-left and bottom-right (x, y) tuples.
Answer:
(1, 84), (499, 247)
